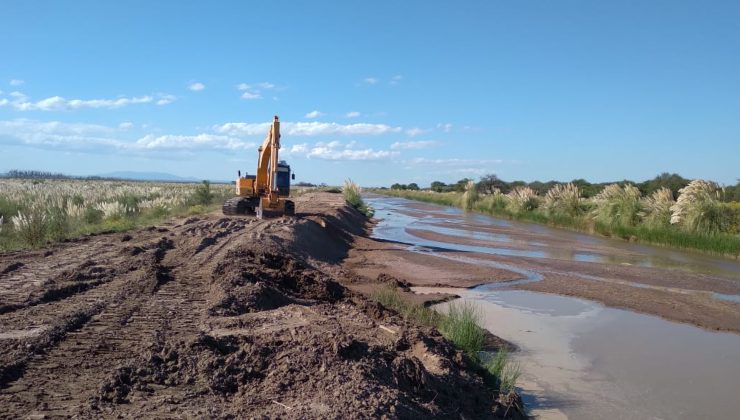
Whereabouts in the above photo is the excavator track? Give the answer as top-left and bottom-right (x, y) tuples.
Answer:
(222, 197), (256, 216)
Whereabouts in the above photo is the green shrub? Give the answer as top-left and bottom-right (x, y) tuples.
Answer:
(191, 180), (214, 205)
(84, 206), (104, 224)
(186, 204), (208, 215)
(46, 205), (70, 241)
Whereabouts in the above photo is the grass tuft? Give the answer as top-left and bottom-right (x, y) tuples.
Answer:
(343, 179), (374, 217)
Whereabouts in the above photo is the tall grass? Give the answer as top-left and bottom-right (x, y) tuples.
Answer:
(0, 179), (233, 250)
(640, 187), (674, 229)
(440, 301), (486, 358)
(543, 183), (583, 218)
(371, 285), (519, 392)
(343, 179), (374, 217)
(506, 187), (539, 214)
(670, 180), (731, 235)
(461, 180), (479, 211)
(591, 183), (641, 227)
(484, 348), (521, 394)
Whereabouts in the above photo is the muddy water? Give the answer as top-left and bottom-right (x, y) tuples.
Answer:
(366, 195), (740, 419)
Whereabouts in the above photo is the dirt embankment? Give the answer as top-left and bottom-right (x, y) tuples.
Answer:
(0, 192), (521, 419)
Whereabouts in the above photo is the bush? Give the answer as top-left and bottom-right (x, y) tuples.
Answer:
(46, 204), (70, 241)
(84, 206), (104, 224)
(191, 180), (214, 205)
(12, 205), (48, 247)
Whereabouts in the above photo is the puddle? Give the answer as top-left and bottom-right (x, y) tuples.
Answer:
(418, 288), (740, 420)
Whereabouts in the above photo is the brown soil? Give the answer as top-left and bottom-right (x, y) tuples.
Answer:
(0, 193), (522, 419)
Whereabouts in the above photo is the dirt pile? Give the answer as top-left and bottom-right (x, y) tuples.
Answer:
(0, 193), (522, 419)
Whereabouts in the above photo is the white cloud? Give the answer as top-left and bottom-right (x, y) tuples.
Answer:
(9, 79), (24, 86)
(405, 127), (427, 137)
(236, 82), (275, 100)
(363, 77), (379, 85)
(390, 75), (403, 85)
(156, 94), (177, 105)
(390, 140), (438, 150)
(437, 123), (453, 133)
(214, 121), (402, 137)
(298, 140), (397, 161)
(188, 82), (205, 91)
(0, 92), (175, 111)
(304, 110), (325, 119)
(286, 143), (309, 154)
(0, 119), (253, 154)
(119, 122), (134, 130)
(135, 134), (255, 150)
(345, 111), (361, 118)
(241, 91), (262, 100)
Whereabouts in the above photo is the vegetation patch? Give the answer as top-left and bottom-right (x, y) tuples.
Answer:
(0, 179), (233, 251)
(371, 285), (520, 394)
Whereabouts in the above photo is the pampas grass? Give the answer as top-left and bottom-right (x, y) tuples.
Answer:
(506, 187), (539, 214)
(591, 184), (641, 227)
(670, 180), (729, 235)
(640, 187), (674, 229)
(462, 180), (479, 210)
(543, 183), (582, 217)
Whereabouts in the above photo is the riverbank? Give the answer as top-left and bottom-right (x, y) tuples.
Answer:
(372, 189), (740, 258)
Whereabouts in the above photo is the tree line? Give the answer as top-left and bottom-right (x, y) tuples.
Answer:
(389, 173), (740, 202)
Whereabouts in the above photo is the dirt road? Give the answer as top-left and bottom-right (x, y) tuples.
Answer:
(0, 193), (520, 419)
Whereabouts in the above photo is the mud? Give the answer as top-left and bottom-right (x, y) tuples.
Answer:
(0, 193), (521, 419)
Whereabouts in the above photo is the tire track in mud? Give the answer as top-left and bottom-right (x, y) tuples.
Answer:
(0, 217), (254, 417)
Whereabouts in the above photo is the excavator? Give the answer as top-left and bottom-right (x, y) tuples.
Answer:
(222, 115), (296, 218)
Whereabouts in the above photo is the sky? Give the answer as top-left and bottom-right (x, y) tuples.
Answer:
(1, 0), (738, 186)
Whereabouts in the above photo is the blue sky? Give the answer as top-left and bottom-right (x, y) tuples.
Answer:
(1, 0), (738, 186)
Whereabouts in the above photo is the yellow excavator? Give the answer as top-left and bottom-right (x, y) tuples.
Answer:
(222, 115), (295, 218)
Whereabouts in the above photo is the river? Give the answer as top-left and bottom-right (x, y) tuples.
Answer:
(365, 195), (740, 420)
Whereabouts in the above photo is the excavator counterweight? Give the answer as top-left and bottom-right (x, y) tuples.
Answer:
(222, 116), (295, 218)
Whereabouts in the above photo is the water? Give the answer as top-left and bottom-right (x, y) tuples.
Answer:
(368, 195), (740, 279)
(368, 195), (740, 419)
